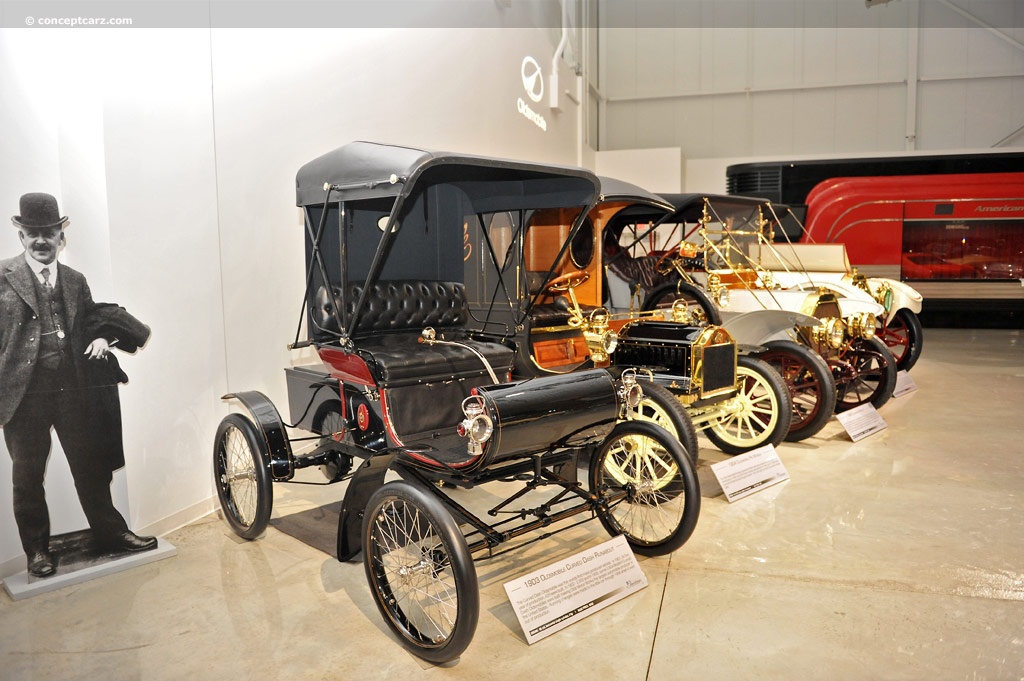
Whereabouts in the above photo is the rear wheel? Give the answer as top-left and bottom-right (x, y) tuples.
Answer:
(756, 340), (837, 442)
(641, 281), (722, 325)
(213, 414), (273, 540)
(312, 401), (353, 482)
(633, 380), (700, 465)
(590, 421), (700, 556)
(834, 336), (898, 413)
(702, 355), (792, 455)
(878, 309), (923, 372)
(363, 481), (478, 664)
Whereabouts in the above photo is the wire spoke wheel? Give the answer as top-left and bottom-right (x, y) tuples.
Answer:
(313, 402), (353, 482)
(834, 336), (898, 412)
(363, 481), (478, 663)
(630, 380), (700, 465)
(877, 309), (923, 372)
(213, 414), (272, 539)
(757, 340), (837, 442)
(590, 421), (699, 556)
(703, 355), (791, 455)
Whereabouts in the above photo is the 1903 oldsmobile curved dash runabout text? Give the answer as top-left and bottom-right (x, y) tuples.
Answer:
(212, 142), (700, 663)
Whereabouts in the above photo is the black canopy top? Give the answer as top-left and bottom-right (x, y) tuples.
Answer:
(597, 176), (674, 211)
(296, 140), (600, 210)
(659, 193), (780, 222)
(295, 142), (602, 342)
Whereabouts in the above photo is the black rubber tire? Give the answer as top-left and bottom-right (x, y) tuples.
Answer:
(589, 421), (700, 557)
(363, 480), (479, 664)
(641, 281), (723, 326)
(634, 380), (701, 465)
(879, 308), (924, 373)
(834, 336), (898, 413)
(757, 340), (837, 442)
(702, 355), (793, 455)
(213, 413), (273, 540)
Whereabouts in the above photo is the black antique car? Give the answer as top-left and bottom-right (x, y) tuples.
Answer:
(213, 142), (699, 663)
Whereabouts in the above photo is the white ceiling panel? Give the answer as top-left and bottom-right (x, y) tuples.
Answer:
(917, 80), (968, 147)
(751, 91), (797, 156)
(595, 1), (1023, 156)
(677, 97), (717, 157)
(791, 89), (839, 154)
(752, 29), (799, 89)
(801, 28), (840, 85)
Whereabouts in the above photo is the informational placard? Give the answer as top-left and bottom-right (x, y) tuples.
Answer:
(835, 402), (888, 441)
(893, 370), (919, 398)
(503, 534), (647, 645)
(710, 444), (789, 502)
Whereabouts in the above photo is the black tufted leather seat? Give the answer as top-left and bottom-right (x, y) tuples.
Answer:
(325, 280), (514, 387)
(348, 281), (469, 335)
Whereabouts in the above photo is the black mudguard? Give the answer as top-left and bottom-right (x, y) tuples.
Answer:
(336, 451), (399, 561)
(222, 391), (294, 481)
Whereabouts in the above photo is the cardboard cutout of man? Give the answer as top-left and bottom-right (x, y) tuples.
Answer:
(1, 192), (156, 578)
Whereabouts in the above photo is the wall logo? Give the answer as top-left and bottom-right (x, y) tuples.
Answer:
(521, 56), (544, 103)
(517, 56), (548, 132)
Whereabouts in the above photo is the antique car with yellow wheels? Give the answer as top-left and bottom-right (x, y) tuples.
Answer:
(469, 178), (795, 456)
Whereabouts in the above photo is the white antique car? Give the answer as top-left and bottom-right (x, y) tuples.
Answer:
(756, 241), (924, 371)
(638, 194), (899, 414)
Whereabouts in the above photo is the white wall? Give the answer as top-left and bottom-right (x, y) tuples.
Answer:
(0, 24), (582, 577)
(594, 147), (685, 192)
(597, 0), (1024, 157)
(208, 28), (582, 404)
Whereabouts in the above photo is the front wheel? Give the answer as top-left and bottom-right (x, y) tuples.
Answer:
(363, 481), (478, 664)
(833, 336), (898, 413)
(590, 421), (700, 556)
(632, 380), (700, 465)
(756, 340), (837, 442)
(213, 413), (273, 540)
(878, 308), (923, 372)
(702, 355), (792, 455)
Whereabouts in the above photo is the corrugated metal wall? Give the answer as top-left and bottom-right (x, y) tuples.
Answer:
(594, 0), (1024, 156)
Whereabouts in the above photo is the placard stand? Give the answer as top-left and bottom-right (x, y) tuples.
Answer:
(893, 370), (919, 398)
(834, 402), (888, 441)
(710, 444), (789, 502)
(503, 534), (647, 644)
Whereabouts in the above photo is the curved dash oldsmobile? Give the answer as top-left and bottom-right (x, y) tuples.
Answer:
(212, 142), (699, 663)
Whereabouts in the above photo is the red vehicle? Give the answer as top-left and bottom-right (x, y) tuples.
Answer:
(801, 172), (1024, 310)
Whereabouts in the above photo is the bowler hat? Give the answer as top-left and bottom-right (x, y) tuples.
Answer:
(12, 193), (68, 229)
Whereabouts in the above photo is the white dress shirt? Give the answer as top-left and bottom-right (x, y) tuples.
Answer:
(23, 253), (58, 287)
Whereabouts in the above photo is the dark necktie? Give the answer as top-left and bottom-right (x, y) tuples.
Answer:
(41, 267), (52, 292)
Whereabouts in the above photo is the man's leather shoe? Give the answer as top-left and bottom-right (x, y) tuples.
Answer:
(27, 551), (56, 578)
(100, 531), (158, 553)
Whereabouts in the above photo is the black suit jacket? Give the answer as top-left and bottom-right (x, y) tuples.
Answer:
(1, 256), (149, 472)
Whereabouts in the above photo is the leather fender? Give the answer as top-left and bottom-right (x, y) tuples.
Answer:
(336, 451), (398, 561)
(222, 391), (294, 481)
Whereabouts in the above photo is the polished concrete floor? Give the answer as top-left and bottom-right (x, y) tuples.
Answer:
(2, 327), (1023, 680)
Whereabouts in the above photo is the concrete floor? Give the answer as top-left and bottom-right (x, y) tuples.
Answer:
(2, 327), (1022, 680)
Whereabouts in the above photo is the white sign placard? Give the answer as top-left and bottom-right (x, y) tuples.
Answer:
(503, 534), (647, 645)
(893, 370), (919, 398)
(834, 402), (888, 441)
(710, 444), (790, 502)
